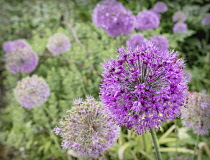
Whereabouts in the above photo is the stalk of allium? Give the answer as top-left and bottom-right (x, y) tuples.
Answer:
(173, 22), (188, 33)
(3, 39), (31, 53)
(126, 33), (146, 49)
(54, 96), (120, 158)
(181, 91), (210, 135)
(152, 1), (168, 13)
(47, 33), (71, 55)
(202, 13), (210, 26)
(14, 75), (50, 108)
(150, 35), (169, 51)
(172, 11), (186, 22)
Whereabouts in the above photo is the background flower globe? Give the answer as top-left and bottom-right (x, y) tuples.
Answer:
(3, 39), (31, 53)
(150, 35), (169, 51)
(126, 33), (146, 50)
(173, 22), (188, 33)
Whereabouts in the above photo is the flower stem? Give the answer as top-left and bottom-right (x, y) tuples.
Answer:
(150, 129), (162, 160)
(193, 134), (199, 159)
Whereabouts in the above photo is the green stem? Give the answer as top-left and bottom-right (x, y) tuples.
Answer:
(150, 129), (162, 160)
(193, 134), (199, 160)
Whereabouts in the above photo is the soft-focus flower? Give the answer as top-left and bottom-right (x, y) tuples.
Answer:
(92, 0), (135, 37)
(150, 35), (169, 51)
(14, 75), (50, 108)
(183, 70), (192, 82)
(136, 10), (160, 30)
(173, 22), (188, 33)
(2, 39), (31, 53)
(202, 13), (210, 26)
(181, 92), (210, 135)
(126, 33), (146, 49)
(55, 96), (120, 158)
(100, 40), (187, 135)
(153, 1), (168, 13)
(172, 11), (186, 22)
(47, 33), (71, 55)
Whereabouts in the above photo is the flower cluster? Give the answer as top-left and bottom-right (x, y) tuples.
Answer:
(92, 0), (135, 38)
(172, 11), (187, 33)
(100, 40), (187, 135)
(172, 11), (186, 22)
(152, 1), (168, 13)
(181, 91), (210, 135)
(126, 34), (146, 49)
(150, 35), (169, 51)
(3, 39), (31, 53)
(54, 96), (120, 158)
(202, 13), (210, 26)
(14, 75), (50, 108)
(47, 33), (71, 55)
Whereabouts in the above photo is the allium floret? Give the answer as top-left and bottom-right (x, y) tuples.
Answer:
(47, 33), (71, 55)
(153, 1), (168, 13)
(172, 11), (186, 22)
(14, 75), (50, 108)
(173, 22), (188, 33)
(202, 13), (210, 26)
(54, 96), (120, 158)
(150, 35), (169, 51)
(3, 39), (31, 53)
(100, 40), (187, 135)
(181, 92), (210, 135)
(126, 33), (146, 49)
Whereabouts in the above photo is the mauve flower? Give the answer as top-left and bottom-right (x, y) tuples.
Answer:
(2, 39), (31, 53)
(55, 96), (120, 158)
(181, 92), (210, 135)
(183, 70), (192, 82)
(150, 35), (169, 51)
(136, 10), (160, 30)
(173, 22), (188, 33)
(126, 33), (146, 49)
(153, 1), (168, 13)
(202, 13), (210, 26)
(47, 33), (71, 55)
(14, 75), (50, 108)
(100, 40), (187, 135)
(172, 11), (186, 22)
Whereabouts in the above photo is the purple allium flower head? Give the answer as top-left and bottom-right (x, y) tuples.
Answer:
(47, 33), (71, 55)
(100, 40), (187, 135)
(172, 11), (186, 22)
(136, 10), (160, 30)
(126, 33), (146, 49)
(14, 75), (50, 108)
(2, 39), (31, 53)
(4, 47), (38, 74)
(181, 92), (210, 135)
(202, 13), (210, 26)
(153, 1), (168, 13)
(173, 22), (188, 33)
(54, 96), (120, 158)
(92, 0), (135, 38)
(150, 35), (169, 51)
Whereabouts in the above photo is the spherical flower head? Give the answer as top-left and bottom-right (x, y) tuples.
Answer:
(47, 33), (71, 55)
(14, 75), (50, 108)
(4, 47), (38, 74)
(202, 13), (210, 26)
(2, 39), (31, 53)
(150, 35), (169, 51)
(181, 92), (210, 135)
(100, 40), (187, 135)
(136, 10), (160, 30)
(126, 33), (146, 49)
(173, 22), (188, 33)
(172, 11), (186, 22)
(153, 1), (168, 13)
(54, 96), (120, 158)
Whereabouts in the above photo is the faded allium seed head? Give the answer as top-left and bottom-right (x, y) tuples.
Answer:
(181, 92), (210, 135)
(47, 33), (71, 55)
(202, 13), (210, 26)
(100, 40), (187, 135)
(150, 35), (169, 51)
(54, 96), (120, 158)
(136, 10), (160, 30)
(14, 75), (50, 108)
(153, 1), (168, 13)
(172, 11), (186, 22)
(126, 33), (146, 49)
(173, 22), (188, 33)
(3, 39), (31, 53)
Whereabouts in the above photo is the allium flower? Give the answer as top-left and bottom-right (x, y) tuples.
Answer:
(153, 1), (168, 13)
(181, 92), (210, 135)
(100, 41), (187, 135)
(172, 11), (186, 22)
(2, 39), (31, 53)
(4, 47), (38, 74)
(202, 13), (210, 26)
(47, 33), (71, 55)
(173, 22), (188, 33)
(136, 10), (160, 30)
(54, 96), (120, 158)
(150, 35), (169, 51)
(14, 75), (50, 108)
(126, 33), (146, 49)
(92, 0), (135, 38)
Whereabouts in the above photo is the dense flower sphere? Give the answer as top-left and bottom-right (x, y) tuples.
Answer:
(3, 39), (31, 53)
(181, 92), (210, 135)
(136, 10), (160, 30)
(47, 33), (71, 55)
(100, 41), (187, 135)
(150, 35), (169, 51)
(202, 13), (210, 26)
(126, 33), (146, 49)
(14, 75), (50, 108)
(54, 96), (120, 158)
(153, 1), (168, 13)
(173, 22), (188, 33)
(172, 11), (186, 22)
